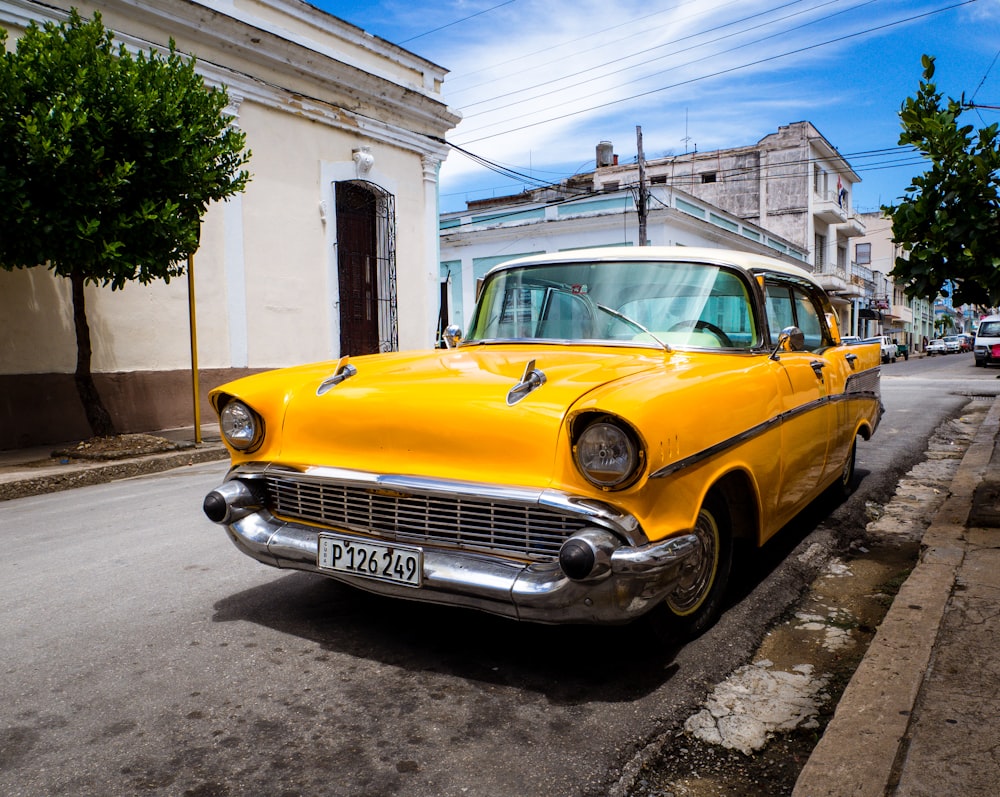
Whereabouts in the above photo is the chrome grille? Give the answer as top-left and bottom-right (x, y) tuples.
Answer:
(264, 473), (584, 560)
(846, 367), (881, 398)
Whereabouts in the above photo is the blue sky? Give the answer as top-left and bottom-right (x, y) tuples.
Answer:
(308, 0), (1000, 214)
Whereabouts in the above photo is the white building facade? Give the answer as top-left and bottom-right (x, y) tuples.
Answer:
(0, 0), (460, 448)
(590, 123), (869, 311)
(853, 212), (933, 350)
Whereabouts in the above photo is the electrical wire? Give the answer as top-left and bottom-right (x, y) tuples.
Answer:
(451, 0), (980, 145)
(446, 0), (748, 97)
(440, 139), (927, 220)
(457, 0), (862, 116)
(397, 0), (520, 45)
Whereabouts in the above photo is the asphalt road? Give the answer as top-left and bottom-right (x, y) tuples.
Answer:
(1, 351), (996, 797)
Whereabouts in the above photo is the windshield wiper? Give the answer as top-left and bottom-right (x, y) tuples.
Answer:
(596, 304), (670, 351)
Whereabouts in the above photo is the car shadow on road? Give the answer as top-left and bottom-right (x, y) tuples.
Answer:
(212, 571), (684, 704)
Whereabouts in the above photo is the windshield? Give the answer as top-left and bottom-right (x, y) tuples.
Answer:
(466, 260), (758, 349)
(979, 322), (1000, 337)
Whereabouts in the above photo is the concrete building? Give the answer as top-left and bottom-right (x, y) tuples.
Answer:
(590, 123), (869, 307)
(0, 0), (460, 449)
(439, 184), (807, 336)
(853, 212), (934, 351)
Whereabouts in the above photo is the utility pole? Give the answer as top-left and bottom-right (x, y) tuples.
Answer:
(636, 125), (648, 246)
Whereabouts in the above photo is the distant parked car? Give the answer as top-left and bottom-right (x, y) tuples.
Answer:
(895, 340), (909, 360)
(926, 339), (947, 355)
(944, 335), (963, 354)
(840, 335), (863, 345)
(975, 316), (1000, 367)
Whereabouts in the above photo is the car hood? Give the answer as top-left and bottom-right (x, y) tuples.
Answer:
(243, 346), (667, 485)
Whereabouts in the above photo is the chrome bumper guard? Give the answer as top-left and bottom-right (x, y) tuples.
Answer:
(205, 473), (702, 625)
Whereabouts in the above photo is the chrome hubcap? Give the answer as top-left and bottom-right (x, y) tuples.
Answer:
(667, 508), (719, 615)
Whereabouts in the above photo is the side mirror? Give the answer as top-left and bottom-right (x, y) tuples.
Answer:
(443, 324), (463, 349)
(770, 326), (805, 360)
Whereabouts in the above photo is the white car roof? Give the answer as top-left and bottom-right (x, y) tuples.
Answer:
(490, 246), (818, 285)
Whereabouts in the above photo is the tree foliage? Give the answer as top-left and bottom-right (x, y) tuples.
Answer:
(883, 55), (1000, 307)
(0, 10), (251, 435)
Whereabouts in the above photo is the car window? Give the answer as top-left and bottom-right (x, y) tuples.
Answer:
(793, 289), (824, 350)
(764, 280), (828, 351)
(978, 322), (1000, 337)
(765, 284), (794, 345)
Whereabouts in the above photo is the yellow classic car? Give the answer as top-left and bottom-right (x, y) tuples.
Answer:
(203, 247), (882, 637)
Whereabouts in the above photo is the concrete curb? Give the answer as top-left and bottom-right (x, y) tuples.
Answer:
(792, 398), (1000, 796)
(0, 444), (229, 502)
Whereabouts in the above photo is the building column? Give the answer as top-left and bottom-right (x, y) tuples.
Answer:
(422, 154), (442, 349)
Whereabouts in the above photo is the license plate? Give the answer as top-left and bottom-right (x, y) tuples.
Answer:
(317, 534), (422, 587)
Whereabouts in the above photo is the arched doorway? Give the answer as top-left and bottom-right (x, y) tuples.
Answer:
(335, 181), (397, 355)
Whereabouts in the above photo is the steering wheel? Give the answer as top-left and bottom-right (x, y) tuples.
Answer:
(667, 319), (734, 347)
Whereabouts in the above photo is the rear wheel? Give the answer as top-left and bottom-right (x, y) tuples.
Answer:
(652, 494), (734, 639)
(830, 437), (857, 500)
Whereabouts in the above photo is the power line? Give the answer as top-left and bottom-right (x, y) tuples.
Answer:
(451, 0), (980, 146)
(457, 0), (861, 117)
(440, 139), (926, 212)
(446, 0), (748, 98)
(397, 0), (520, 44)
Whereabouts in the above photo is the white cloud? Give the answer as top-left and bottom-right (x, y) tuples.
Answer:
(311, 0), (1000, 210)
(434, 0), (901, 190)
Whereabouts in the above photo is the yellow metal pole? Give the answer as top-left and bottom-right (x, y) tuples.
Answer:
(188, 252), (202, 444)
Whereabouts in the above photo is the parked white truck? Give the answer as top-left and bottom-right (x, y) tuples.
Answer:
(864, 335), (898, 363)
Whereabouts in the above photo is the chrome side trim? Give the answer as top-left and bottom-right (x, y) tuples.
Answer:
(651, 366), (881, 479)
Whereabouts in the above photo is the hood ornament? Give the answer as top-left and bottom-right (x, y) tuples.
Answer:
(506, 359), (546, 406)
(317, 357), (358, 396)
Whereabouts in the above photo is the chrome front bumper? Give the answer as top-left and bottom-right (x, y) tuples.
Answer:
(204, 474), (702, 625)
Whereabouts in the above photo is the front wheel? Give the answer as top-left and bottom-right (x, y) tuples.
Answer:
(650, 494), (733, 639)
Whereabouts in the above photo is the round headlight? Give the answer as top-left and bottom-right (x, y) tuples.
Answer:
(220, 401), (260, 451)
(574, 419), (642, 489)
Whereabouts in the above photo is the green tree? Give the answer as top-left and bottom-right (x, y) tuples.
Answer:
(0, 10), (250, 436)
(883, 55), (1000, 306)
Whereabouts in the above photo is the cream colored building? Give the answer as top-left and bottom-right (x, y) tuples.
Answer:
(0, 0), (460, 448)
(853, 212), (933, 350)
(581, 124), (869, 334)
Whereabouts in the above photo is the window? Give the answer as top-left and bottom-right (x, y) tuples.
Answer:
(793, 289), (824, 350)
(856, 243), (871, 265)
(814, 234), (826, 268)
(701, 172), (717, 184)
(765, 280), (829, 351)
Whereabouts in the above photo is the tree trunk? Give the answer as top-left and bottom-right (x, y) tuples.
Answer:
(70, 271), (117, 437)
